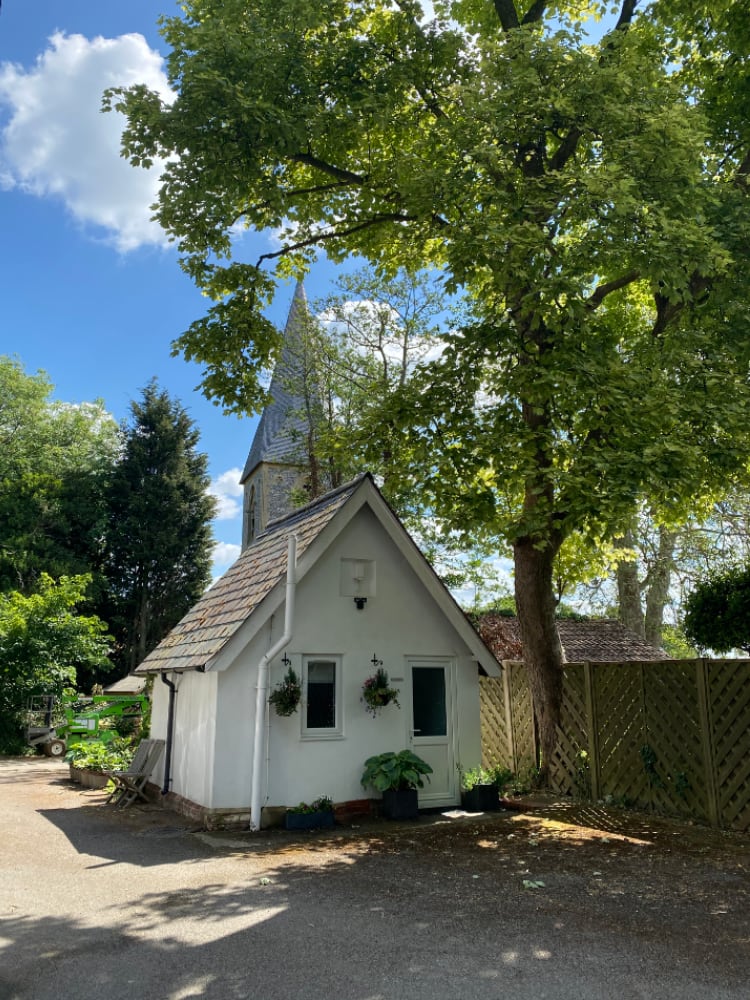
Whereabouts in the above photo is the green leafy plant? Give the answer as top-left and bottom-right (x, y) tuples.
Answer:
(65, 737), (135, 773)
(287, 796), (334, 815)
(268, 666), (302, 717)
(508, 764), (542, 796)
(361, 667), (400, 717)
(361, 749), (432, 792)
(458, 764), (513, 791)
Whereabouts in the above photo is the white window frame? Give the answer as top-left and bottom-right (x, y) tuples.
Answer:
(301, 655), (343, 739)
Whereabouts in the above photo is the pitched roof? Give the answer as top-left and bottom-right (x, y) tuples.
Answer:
(240, 282), (314, 483)
(476, 615), (671, 663)
(136, 477), (362, 674)
(137, 473), (501, 677)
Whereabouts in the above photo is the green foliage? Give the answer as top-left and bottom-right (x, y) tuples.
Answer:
(683, 566), (750, 654)
(0, 575), (112, 753)
(65, 737), (135, 773)
(112, 1), (750, 764)
(659, 625), (697, 660)
(0, 356), (119, 595)
(268, 666), (302, 717)
(458, 764), (513, 791)
(102, 381), (215, 672)
(361, 667), (400, 717)
(361, 749), (433, 792)
(287, 796), (334, 815)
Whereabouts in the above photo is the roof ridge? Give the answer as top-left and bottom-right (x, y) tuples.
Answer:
(259, 472), (371, 536)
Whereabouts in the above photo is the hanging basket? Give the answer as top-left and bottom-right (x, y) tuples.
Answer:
(361, 667), (400, 718)
(268, 666), (302, 717)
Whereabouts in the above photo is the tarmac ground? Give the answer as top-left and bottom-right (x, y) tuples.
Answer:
(1, 757), (748, 1000)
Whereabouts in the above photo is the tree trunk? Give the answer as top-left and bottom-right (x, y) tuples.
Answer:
(513, 537), (564, 781)
(644, 526), (676, 649)
(616, 528), (645, 637)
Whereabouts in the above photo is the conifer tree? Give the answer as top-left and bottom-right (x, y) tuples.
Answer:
(103, 382), (215, 673)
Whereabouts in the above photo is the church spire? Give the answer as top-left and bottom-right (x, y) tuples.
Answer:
(240, 282), (319, 548)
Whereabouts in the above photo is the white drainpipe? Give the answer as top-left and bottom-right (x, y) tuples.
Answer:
(250, 533), (297, 830)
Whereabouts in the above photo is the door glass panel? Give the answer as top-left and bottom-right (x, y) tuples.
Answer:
(412, 666), (447, 737)
(306, 660), (336, 729)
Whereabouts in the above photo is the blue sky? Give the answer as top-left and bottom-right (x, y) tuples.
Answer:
(0, 0), (340, 575)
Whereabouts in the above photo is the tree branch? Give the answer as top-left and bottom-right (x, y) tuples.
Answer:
(522, 1), (548, 25)
(614, 0), (639, 31)
(493, 0), (520, 31)
(735, 148), (750, 191)
(548, 127), (582, 173)
(585, 270), (641, 310)
(290, 152), (365, 186)
(255, 213), (416, 265)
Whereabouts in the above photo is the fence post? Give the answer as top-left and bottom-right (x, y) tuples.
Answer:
(502, 662), (516, 773)
(583, 662), (600, 801)
(696, 658), (720, 827)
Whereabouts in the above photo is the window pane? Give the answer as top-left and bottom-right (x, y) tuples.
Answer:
(412, 667), (446, 737)
(307, 660), (336, 729)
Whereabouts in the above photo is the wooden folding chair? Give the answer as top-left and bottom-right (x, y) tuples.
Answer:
(106, 738), (165, 808)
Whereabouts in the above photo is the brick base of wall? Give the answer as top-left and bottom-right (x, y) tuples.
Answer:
(150, 785), (377, 830)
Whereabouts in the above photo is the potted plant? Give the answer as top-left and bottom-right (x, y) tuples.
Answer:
(361, 666), (400, 717)
(66, 738), (135, 790)
(284, 796), (335, 830)
(459, 764), (513, 812)
(361, 749), (432, 820)
(268, 666), (302, 717)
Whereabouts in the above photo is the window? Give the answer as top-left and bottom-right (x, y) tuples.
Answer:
(302, 657), (342, 737)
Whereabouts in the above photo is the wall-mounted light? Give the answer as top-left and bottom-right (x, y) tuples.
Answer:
(353, 596), (367, 610)
(282, 652), (291, 667)
(371, 654), (383, 668)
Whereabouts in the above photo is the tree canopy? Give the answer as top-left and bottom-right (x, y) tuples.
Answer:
(110, 0), (750, 768)
(103, 381), (216, 673)
(0, 357), (119, 593)
(0, 574), (112, 753)
(683, 566), (750, 656)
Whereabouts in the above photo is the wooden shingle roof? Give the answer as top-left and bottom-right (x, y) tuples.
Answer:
(135, 477), (362, 674)
(477, 615), (670, 663)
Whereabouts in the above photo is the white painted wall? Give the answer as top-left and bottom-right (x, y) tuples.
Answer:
(149, 668), (218, 806)
(152, 502), (485, 818)
(233, 505), (482, 812)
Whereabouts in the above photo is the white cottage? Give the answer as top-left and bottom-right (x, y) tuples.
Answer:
(136, 287), (501, 828)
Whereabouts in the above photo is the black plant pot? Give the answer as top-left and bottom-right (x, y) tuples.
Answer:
(285, 810), (335, 831)
(461, 785), (500, 812)
(381, 788), (419, 820)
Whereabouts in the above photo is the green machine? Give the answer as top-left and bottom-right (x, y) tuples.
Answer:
(26, 693), (148, 757)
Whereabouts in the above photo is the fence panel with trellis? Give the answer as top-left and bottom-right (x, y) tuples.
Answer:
(480, 658), (750, 831)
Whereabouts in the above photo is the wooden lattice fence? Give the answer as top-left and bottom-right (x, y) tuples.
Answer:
(480, 658), (750, 831)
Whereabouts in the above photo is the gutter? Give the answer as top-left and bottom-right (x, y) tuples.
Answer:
(160, 672), (177, 795)
(250, 533), (297, 830)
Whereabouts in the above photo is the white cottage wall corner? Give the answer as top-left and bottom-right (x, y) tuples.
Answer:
(150, 668), (219, 808)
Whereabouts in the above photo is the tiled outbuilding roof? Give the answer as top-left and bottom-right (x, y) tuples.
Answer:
(136, 477), (362, 674)
(476, 615), (671, 663)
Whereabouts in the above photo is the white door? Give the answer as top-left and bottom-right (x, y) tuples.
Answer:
(408, 659), (458, 807)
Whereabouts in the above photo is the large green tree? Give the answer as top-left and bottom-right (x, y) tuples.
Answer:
(0, 574), (112, 753)
(103, 382), (216, 673)
(110, 1), (750, 768)
(0, 357), (120, 594)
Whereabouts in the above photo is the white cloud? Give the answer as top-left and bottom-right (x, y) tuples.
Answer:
(209, 467), (243, 521)
(0, 32), (174, 251)
(213, 541), (242, 568)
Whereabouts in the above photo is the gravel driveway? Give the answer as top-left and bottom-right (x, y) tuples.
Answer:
(1, 757), (748, 1000)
